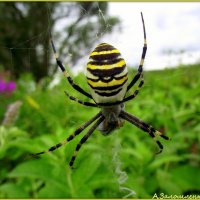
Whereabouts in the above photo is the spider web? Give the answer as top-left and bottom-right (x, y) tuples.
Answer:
(1, 3), (196, 88)
(0, 2), (199, 198)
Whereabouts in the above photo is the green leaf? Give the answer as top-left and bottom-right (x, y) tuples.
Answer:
(156, 169), (182, 194)
(0, 183), (29, 198)
(37, 182), (70, 198)
(149, 155), (183, 169)
(72, 152), (102, 185)
(171, 165), (200, 191)
(8, 159), (69, 195)
(74, 184), (94, 198)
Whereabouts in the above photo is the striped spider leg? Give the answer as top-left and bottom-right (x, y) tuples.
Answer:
(32, 112), (103, 167)
(123, 12), (147, 104)
(50, 33), (92, 100)
(120, 110), (169, 154)
(64, 91), (97, 107)
(69, 115), (104, 167)
(126, 12), (147, 93)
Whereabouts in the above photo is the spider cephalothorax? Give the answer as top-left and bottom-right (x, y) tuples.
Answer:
(33, 12), (169, 168)
(99, 104), (125, 135)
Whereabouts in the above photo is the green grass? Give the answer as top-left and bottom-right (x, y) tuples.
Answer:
(0, 64), (200, 198)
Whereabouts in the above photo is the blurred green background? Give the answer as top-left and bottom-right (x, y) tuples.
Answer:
(0, 2), (200, 199)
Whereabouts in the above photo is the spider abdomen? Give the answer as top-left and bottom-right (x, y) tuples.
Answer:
(86, 43), (128, 104)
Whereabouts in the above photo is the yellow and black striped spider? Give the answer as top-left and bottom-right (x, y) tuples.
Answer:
(33, 12), (169, 167)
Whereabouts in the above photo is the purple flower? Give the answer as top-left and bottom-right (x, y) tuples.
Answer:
(6, 81), (16, 92)
(0, 79), (7, 93)
(0, 79), (16, 94)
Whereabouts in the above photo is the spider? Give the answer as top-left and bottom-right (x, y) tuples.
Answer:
(33, 12), (169, 167)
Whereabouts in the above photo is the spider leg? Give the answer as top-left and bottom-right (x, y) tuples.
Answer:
(50, 33), (92, 99)
(64, 91), (98, 107)
(120, 110), (169, 153)
(69, 115), (105, 167)
(127, 12), (147, 92)
(31, 111), (102, 157)
(122, 73), (144, 103)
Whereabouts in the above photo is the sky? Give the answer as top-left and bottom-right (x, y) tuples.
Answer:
(101, 2), (200, 70)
